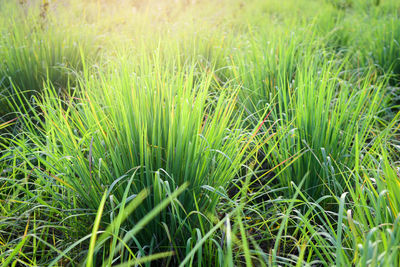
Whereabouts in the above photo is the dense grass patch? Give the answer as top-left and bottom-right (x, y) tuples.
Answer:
(1, 0), (399, 266)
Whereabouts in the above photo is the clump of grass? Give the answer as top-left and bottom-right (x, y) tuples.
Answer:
(231, 28), (387, 199)
(2, 49), (259, 264)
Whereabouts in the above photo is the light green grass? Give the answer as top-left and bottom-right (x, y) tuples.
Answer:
(1, 0), (400, 266)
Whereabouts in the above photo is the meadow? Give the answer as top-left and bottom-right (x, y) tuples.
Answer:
(0, 0), (399, 266)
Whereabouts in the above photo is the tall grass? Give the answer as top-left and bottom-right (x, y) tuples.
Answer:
(232, 29), (387, 199)
(1, 0), (400, 266)
(0, 0), (96, 119)
(1, 49), (262, 264)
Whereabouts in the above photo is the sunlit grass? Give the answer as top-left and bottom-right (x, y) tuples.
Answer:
(1, 0), (399, 266)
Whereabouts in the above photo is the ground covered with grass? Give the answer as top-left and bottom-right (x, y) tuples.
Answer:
(1, 0), (400, 266)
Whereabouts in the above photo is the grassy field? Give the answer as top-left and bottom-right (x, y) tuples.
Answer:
(1, 0), (400, 266)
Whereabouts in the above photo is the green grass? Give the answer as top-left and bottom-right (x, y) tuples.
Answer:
(1, 0), (400, 266)
(0, 0), (96, 119)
